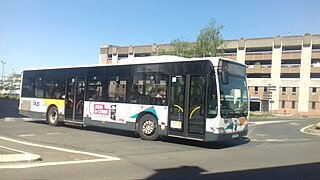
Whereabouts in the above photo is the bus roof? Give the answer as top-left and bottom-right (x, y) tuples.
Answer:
(22, 55), (241, 71)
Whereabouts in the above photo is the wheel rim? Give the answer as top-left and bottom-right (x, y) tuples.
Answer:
(142, 120), (156, 135)
(50, 110), (58, 124)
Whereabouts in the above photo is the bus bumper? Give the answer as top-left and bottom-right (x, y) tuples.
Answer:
(204, 130), (248, 142)
(19, 110), (46, 119)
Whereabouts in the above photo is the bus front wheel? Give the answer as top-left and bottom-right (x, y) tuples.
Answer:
(138, 114), (159, 141)
(47, 106), (60, 126)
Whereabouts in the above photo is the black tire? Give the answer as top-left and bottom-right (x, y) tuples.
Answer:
(47, 106), (60, 126)
(138, 114), (159, 141)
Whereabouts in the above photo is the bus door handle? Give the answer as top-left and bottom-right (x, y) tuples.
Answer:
(169, 105), (173, 113)
(200, 106), (205, 116)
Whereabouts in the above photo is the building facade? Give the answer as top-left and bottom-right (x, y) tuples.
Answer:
(99, 34), (320, 116)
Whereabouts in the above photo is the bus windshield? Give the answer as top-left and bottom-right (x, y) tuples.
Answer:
(219, 63), (248, 118)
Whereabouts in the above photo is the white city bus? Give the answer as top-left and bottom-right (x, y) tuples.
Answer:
(19, 56), (249, 141)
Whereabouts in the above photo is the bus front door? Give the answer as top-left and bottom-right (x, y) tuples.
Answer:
(65, 77), (85, 122)
(168, 75), (206, 140)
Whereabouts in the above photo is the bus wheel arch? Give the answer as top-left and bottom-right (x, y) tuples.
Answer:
(47, 105), (61, 126)
(136, 113), (159, 141)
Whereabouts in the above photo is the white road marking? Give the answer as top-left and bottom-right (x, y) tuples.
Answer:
(249, 120), (303, 126)
(251, 138), (310, 142)
(4, 118), (15, 122)
(0, 136), (120, 169)
(1, 159), (117, 169)
(0, 145), (35, 154)
(19, 134), (35, 137)
(15, 133), (61, 137)
(46, 132), (61, 135)
(290, 122), (300, 126)
(0, 145), (41, 162)
(23, 118), (34, 121)
(266, 139), (284, 142)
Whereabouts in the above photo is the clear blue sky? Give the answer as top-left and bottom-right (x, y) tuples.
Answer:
(1, 0), (320, 74)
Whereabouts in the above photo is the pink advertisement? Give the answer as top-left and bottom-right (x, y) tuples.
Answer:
(94, 104), (109, 116)
(85, 102), (125, 123)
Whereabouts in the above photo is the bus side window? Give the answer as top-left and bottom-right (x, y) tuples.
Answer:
(153, 75), (168, 106)
(108, 80), (127, 102)
(108, 81), (116, 102)
(131, 85), (141, 103)
(35, 77), (45, 98)
(87, 77), (103, 101)
(44, 78), (65, 99)
(208, 75), (218, 118)
(21, 72), (35, 98)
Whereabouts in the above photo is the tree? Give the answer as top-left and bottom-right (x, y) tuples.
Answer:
(169, 20), (224, 58)
(195, 20), (224, 57)
(170, 38), (195, 58)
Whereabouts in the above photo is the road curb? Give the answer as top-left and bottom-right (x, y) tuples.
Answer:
(300, 124), (320, 136)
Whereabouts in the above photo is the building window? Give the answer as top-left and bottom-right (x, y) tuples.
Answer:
(292, 87), (296, 95)
(254, 87), (258, 94)
(282, 87), (286, 95)
(264, 87), (268, 92)
(312, 87), (317, 96)
(247, 73), (271, 78)
(281, 73), (300, 78)
(107, 54), (112, 60)
(292, 101), (296, 109)
(134, 53), (151, 57)
(118, 54), (129, 60)
(281, 101), (285, 108)
(312, 102), (316, 110)
(311, 73), (320, 78)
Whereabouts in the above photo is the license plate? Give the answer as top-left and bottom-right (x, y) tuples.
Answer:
(170, 121), (182, 129)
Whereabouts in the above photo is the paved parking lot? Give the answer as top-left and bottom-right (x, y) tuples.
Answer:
(0, 116), (319, 179)
(0, 100), (319, 179)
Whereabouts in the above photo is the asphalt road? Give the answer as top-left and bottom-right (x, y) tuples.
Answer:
(0, 99), (319, 180)
(0, 99), (24, 119)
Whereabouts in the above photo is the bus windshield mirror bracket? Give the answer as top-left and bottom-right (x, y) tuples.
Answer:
(221, 71), (229, 84)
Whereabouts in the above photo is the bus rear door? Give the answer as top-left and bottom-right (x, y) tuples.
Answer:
(168, 75), (206, 140)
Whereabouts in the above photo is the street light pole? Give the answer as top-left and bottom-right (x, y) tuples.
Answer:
(1, 60), (6, 89)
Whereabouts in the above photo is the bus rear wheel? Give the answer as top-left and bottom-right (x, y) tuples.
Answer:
(47, 106), (60, 126)
(138, 114), (159, 141)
